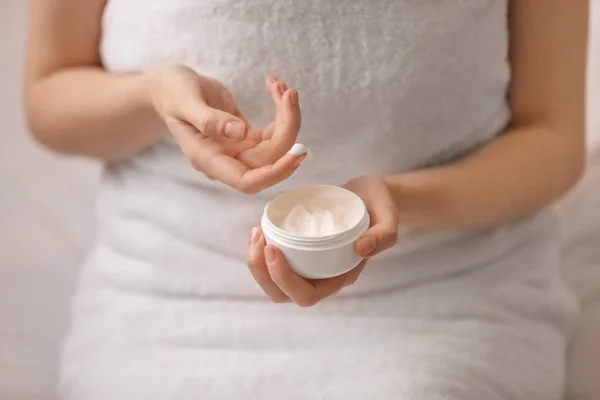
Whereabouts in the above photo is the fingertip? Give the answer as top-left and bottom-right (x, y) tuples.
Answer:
(288, 89), (299, 107)
(264, 246), (291, 285)
(355, 235), (378, 258)
(270, 150), (307, 174)
(224, 120), (247, 140)
(264, 244), (277, 265)
(287, 143), (309, 157)
(249, 227), (262, 245)
(265, 77), (276, 92)
(277, 82), (287, 96)
(293, 153), (308, 168)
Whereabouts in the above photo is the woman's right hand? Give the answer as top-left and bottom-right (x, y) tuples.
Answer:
(146, 66), (305, 194)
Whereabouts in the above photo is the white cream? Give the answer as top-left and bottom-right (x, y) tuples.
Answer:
(287, 143), (309, 156)
(287, 143), (314, 162)
(283, 204), (338, 237)
(281, 192), (357, 237)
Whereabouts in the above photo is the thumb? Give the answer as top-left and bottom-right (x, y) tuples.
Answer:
(353, 199), (399, 258)
(185, 102), (248, 141)
(354, 224), (398, 258)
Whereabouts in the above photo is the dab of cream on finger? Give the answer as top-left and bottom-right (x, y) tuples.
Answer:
(287, 143), (313, 159)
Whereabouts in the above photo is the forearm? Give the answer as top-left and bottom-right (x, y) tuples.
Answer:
(384, 124), (585, 230)
(25, 67), (164, 161)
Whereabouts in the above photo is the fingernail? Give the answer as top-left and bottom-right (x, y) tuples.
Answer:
(224, 121), (245, 140)
(264, 246), (276, 264)
(287, 143), (308, 156)
(290, 90), (299, 106)
(357, 236), (377, 257)
(294, 154), (307, 167)
(250, 228), (261, 245)
(277, 83), (286, 96)
(268, 76), (278, 84)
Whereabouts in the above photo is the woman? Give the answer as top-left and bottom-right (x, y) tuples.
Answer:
(25, 0), (588, 399)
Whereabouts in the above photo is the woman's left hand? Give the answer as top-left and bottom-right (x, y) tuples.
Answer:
(245, 176), (399, 307)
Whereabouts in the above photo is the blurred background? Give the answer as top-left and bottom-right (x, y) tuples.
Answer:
(1, 2), (599, 399)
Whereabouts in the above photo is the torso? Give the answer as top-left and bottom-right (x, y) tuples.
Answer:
(61, 5), (577, 397)
(94, 0), (536, 297)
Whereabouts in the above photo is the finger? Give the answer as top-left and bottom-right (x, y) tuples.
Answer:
(236, 138), (308, 172)
(220, 137), (259, 157)
(167, 116), (226, 171)
(240, 77), (292, 151)
(341, 261), (366, 287)
(354, 224), (398, 258)
(200, 76), (244, 118)
(246, 228), (290, 303)
(265, 246), (363, 307)
(240, 76), (287, 146)
(264, 245), (322, 307)
(227, 76), (283, 146)
(170, 89), (304, 194)
(170, 110), (285, 190)
(181, 100), (248, 141)
(268, 88), (301, 155)
(354, 200), (399, 258)
(204, 149), (307, 195)
(311, 261), (366, 294)
(266, 76), (286, 110)
(237, 88), (301, 167)
(168, 115), (259, 183)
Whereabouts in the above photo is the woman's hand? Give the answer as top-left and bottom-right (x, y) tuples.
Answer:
(245, 176), (399, 306)
(147, 66), (305, 194)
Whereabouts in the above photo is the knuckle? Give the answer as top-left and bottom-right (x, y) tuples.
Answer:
(387, 229), (399, 245)
(378, 225), (398, 247)
(245, 253), (258, 268)
(199, 113), (218, 136)
(344, 265), (365, 287)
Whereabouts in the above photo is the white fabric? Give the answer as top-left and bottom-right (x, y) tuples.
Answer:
(61, 1), (577, 399)
(63, 230), (575, 400)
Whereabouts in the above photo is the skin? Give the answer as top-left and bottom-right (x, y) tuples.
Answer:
(26, 1), (588, 307)
(25, 1), (305, 194)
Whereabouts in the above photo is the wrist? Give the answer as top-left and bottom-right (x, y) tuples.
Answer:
(141, 68), (161, 114)
(140, 67), (172, 137)
(381, 175), (398, 202)
(382, 174), (427, 228)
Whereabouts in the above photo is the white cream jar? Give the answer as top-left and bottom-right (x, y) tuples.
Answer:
(261, 185), (370, 279)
